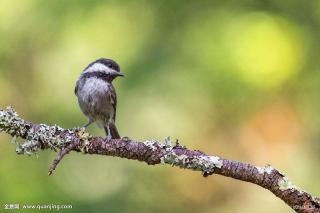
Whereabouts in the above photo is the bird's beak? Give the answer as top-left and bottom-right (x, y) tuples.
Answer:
(116, 71), (125, 77)
(110, 70), (125, 77)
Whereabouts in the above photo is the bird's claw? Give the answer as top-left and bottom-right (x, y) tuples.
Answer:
(105, 134), (112, 143)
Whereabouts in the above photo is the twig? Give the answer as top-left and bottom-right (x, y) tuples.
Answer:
(48, 139), (80, 175)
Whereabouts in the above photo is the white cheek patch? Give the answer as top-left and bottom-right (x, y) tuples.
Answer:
(83, 63), (116, 75)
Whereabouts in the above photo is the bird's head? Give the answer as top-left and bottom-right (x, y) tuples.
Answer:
(82, 58), (124, 81)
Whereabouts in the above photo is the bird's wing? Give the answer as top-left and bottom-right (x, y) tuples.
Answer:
(107, 84), (117, 121)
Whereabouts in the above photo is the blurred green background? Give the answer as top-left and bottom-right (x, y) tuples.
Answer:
(0, 0), (319, 212)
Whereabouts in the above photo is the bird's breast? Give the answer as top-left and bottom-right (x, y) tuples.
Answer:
(76, 77), (114, 120)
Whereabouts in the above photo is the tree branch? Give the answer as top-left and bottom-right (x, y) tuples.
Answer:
(0, 107), (319, 212)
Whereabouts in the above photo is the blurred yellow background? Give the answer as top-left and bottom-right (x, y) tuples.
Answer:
(0, 0), (319, 212)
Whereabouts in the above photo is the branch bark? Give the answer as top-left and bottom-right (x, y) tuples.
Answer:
(0, 107), (319, 212)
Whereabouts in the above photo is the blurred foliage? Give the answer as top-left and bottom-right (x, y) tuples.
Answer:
(0, 0), (320, 212)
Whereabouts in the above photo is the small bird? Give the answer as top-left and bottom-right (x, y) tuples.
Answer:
(75, 58), (124, 140)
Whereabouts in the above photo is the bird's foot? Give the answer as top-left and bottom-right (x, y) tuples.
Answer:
(83, 120), (93, 128)
(104, 134), (113, 143)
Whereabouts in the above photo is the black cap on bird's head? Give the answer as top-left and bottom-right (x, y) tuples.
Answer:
(93, 58), (121, 72)
(83, 58), (124, 77)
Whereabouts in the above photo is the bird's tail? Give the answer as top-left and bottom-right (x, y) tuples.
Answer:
(104, 123), (121, 139)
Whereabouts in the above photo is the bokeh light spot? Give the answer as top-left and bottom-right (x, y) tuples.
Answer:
(226, 13), (305, 89)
